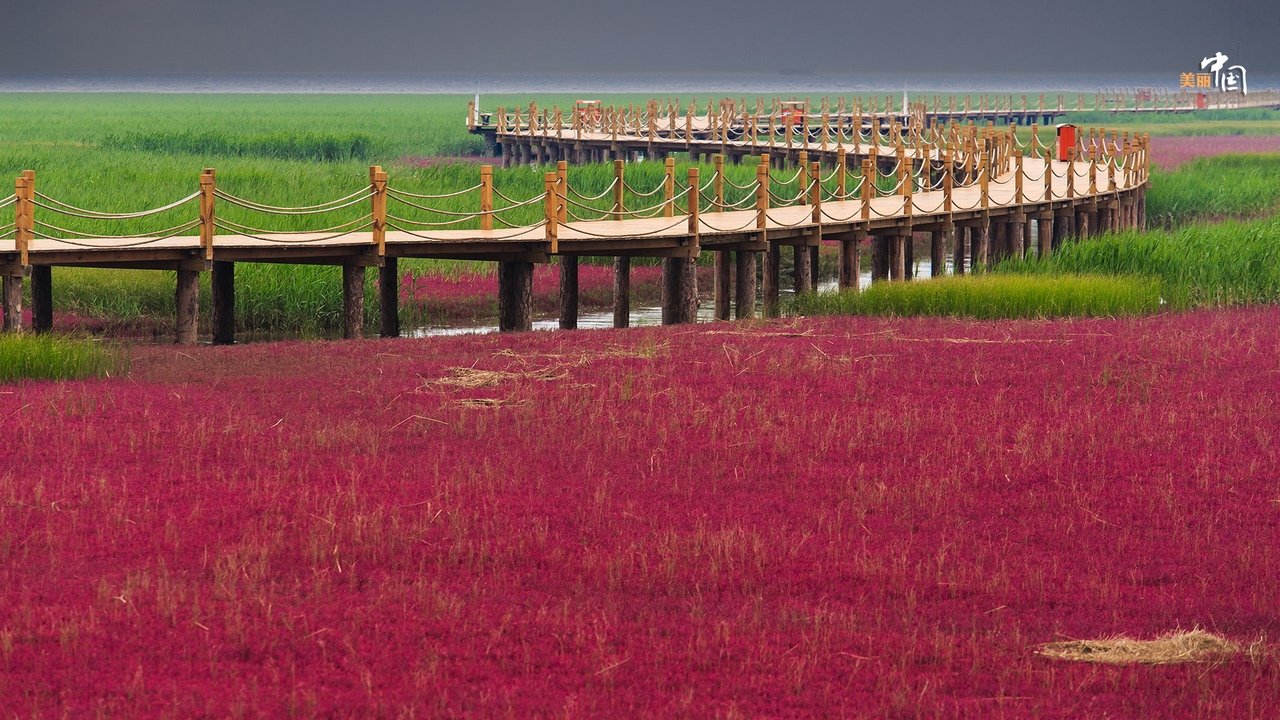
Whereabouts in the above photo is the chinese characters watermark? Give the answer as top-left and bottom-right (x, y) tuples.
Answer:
(1180, 52), (1248, 94)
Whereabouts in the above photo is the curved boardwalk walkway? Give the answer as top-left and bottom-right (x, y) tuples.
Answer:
(1, 111), (1150, 343)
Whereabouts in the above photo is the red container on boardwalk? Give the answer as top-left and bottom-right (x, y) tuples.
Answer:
(1055, 123), (1077, 161)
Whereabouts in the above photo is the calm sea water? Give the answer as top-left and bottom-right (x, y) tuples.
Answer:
(0, 72), (1275, 94)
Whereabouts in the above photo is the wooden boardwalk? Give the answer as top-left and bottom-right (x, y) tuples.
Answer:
(1, 117), (1150, 343)
(472, 89), (1279, 167)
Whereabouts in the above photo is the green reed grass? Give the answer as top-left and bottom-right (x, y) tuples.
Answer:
(0, 334), (125, 382)
(102, 131), (376, 162)
(796, 274), (1160, 319)
(1005, 216), (1280, 308)
(1145, 154), (1280, 226)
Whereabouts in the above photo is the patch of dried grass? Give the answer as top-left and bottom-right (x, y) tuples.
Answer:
(434, 366), (567, 389)
(436, 368), (520, 389)
(454, 397), (523, 409)
(1036, 630), (1239, 666)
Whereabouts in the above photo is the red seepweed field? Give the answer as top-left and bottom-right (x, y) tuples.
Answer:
(3, 309), (1280, 717)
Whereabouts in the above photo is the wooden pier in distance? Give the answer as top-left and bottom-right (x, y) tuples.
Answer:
(470, 89), (1280, 168)
(1, 116), (1152, 343)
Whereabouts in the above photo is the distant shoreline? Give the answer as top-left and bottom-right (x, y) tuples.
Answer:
(0, 72), (1273, 95)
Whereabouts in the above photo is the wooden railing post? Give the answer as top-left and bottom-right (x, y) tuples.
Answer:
(480, 165), (494, 231)
(902, 156), (913, 218)
(1014, 151), (1023, 205)
(943, 156), (953, 213)
(1043, 149), (1052, 200)
(980, 154), (990, 209)
(836, 146), (847, 200)
(557, 161), (568, 225)
(1067, 150), (1076, 199)
(713, 154), (725, 213)
(687, 167), (700, 240)
(14, 171), (32, 268)
(612, 159), (625, 221)
(544, 171), (559, 254)
(797, 151), (809, 206)
(664, 157), (676, 218)
(861, 157), (873, 220)
(810, 160), (821, 224)
(199, 168), (216, 261)
(756, 155), (769, 231)
(370, 165), (387, 257)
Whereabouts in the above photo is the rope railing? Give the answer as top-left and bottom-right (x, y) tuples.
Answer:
(33, 191), (200, 220)
(386, 184), (482, 200)
(215, 214), (374, 238)
(565, 177), (618, 202)
(214, 187), (373, 215)
(31, 219), (203, 248)
(9, 132), (1147, 263)
(386, 212), (486, 228)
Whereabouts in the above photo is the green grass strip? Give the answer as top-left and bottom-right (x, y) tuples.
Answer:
(0, 334), (127, 382)
(796, 274), (1161, 320)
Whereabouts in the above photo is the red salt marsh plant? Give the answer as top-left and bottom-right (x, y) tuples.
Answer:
(3, 309), (1280, 716)
(1148, 135), (1280, 169)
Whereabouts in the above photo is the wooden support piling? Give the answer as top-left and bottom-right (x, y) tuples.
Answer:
(1010, 219), (1025, 260)
(953, 226), (967, 275)
(379, 257), (400, 338)
(890, 234), (906, 280)
(175, 269), (199, 345)
(342, 265), (365, 340)
(872, 236), (889, 281)
(211, 261), (235, 345)
(931, 231), (947, 277)
(838, 232), (862, 290)
(714, 251), (731, 320)
(559, 256), (579, 330)
(973, 221), (990, 272)
(1038, 216), (1053, 257)
(1, 275), (20, 333)
(735, 250), (756, 319)
(498, 261), (533, 332)
(792, 245), (811, 294)
(903, 231), (914, 280)
(661, 257), (698, 325)
(31, 266), (52, 333)
(613, 257), (630, 328)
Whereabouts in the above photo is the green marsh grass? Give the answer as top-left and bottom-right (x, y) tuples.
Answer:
(0, 334), (125, 382)
(1145, 154), (1280, 226)
(1, 93), (1270, 333)
(796, 274), (1160, 319)
(1004, 216), (1280, 308)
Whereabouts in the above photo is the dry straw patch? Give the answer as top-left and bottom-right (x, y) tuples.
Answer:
(454, 397), (524, 409)
(1036, 630), (1240, 666)
(433, 366), (567, 389)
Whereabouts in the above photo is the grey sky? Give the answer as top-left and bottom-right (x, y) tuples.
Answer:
(1, 0), (1275, 76)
